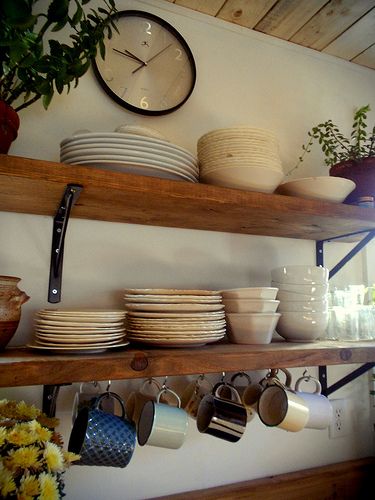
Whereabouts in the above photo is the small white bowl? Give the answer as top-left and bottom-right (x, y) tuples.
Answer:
(200, 165), (284, 193)
(226, 313), (281, 344)
(271, 265), (329, 284)
(276, 311), (329, 342)
(276, 176), (356, 203)
(272, 281), (329, 296)
(221, 287), (278, 300)
(223, 299), (279, 313)
(278, 299), (328, 313)
(277, 290), (328, 302)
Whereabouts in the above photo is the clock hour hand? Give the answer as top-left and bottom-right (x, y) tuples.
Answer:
(113, 48), (146, 66)
(132, 43), (173, 74)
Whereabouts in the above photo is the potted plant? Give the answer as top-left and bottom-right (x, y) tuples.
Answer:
(291, 105), (375, 204)
(0, 398), (80, 499)
(0, 0), (117, 153)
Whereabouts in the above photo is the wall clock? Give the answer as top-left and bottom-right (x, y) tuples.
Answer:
(93, 10), (196, 115)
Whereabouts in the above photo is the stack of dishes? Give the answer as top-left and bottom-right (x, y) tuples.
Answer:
(272, 266), (330, 342)
(197, 127), (284, 192)
(28, 309), (128, 353)
(60, 131), (199, 183)
(222, 287), (280, 344)
(124, 289), (226, 347)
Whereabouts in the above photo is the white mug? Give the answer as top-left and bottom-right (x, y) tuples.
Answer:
(294, 375), (332, 430)
(137, 387), (188, 449)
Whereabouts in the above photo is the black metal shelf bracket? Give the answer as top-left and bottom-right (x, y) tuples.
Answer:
(316, 227), (375, 394)
(43, 384), (71, 417)
(48, 184), (83, 303)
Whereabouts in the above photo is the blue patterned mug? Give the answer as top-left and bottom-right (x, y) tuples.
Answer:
(68, 392), (136, 468)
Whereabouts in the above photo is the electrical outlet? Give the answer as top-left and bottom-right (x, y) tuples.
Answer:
(329, 398), (350, 438)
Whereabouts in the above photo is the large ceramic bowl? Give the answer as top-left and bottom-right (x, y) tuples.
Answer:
(277, 290), (328, 302)
(272, 281), (329, 296)
(271, 265), (329, 284)
(226, 312), (281, 344)
(200, 165), (284, 193)
(275, 176), (356, 203)
(221, 287), (278, 300)
(223, 298), (279, 313)
(278, 299), (328, 313)
(276, 311), (329, 342)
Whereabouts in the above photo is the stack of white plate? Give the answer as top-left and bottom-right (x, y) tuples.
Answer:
(60, 132), (199, 183)
(197, 127), (284, 192)
(28, 309), (129, 354)
(124, 289), (226, 347)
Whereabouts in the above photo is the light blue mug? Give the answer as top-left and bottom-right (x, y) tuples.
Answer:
(68, 392), (136, 468)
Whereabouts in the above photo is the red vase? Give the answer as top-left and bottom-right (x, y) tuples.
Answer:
(329, 157), (375, 204)
(0, 101), (20, 154)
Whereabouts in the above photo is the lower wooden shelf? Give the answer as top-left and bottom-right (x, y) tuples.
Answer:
(0, 340), (374, 387)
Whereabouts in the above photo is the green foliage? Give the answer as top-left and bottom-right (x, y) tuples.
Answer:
(0, 0), (117, 111)
(289, 105), (375, 176)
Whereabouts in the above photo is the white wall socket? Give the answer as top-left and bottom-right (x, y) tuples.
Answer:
(329, 398), (350, 439)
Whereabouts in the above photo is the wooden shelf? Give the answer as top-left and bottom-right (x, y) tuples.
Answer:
(1, 341), (374, 387)
(1, 154), (375, 240)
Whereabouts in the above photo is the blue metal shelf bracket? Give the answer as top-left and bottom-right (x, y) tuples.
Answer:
(48, 184), (83, 303)
(317, 228), (375, 395)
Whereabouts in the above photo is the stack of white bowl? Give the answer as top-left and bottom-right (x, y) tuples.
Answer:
(197, 127), (284, 193)
(272, 266), (329, 342)
(221, 287), (280, 344)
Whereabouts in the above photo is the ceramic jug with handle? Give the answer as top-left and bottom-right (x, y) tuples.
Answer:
(0, 275), (29, 349)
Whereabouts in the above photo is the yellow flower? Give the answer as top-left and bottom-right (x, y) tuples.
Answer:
(7, 423), (38, 446)
(19, 473), (40, 497)
(0, 467), (17, 497)
(0, 426), (7, 446)
(63, 450), (81, 465)
(44, 442), (64, 472)
(5, 445), (41, 471)
(28, 420), (52, 443)
(38, 472), (59, 500)
(16, 401), (40, 421)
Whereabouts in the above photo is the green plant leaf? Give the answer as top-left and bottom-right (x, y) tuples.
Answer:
(42, 90), (54, 109)
(47, 0), (69, 23)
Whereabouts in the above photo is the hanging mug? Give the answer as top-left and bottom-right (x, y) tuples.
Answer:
(230, 372), (255, 422)
(181, 374), (213, 419)
(257, 370), (309, 432)
(68, 392), (136, 468)
(126, 378), (162, 427)
(294, 375), (333, 429)
(242, 368), (291, 414)
(138, 386), (189, 449)
(71, 381), (108, 424)
(197, 382), (247, 442)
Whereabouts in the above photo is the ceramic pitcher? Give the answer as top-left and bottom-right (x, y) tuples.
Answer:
(0, 275), (29, 349)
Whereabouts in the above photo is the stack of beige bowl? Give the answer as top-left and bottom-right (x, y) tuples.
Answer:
(124, 288), (226, 347)
(197, 127), (284, 192)
(272, 266), (329, 342)
(222, 287), (280, 344)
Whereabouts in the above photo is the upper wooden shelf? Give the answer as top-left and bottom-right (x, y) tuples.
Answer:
(1, 154), (375, 240)
(1, 341), (374, 387)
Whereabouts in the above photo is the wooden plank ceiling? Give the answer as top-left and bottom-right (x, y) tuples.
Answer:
(166, 0), (375, 70)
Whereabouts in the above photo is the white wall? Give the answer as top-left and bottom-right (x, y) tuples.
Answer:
(1, 0), (375, 498)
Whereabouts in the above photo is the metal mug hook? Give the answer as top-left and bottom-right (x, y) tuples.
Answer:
(106, 380), (111, 392)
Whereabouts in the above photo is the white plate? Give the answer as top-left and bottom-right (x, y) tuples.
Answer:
(60, 146), (198, 171)
(124, 288), (220, 295)
(127, 337), (224, 347)
(35, 327), (126, 335)
(63, 159), (197, 183)
(35, 319), (125, 327)
(38, 308), (125, 315)
(33, 338), (126, 348)
(126, 321), (226, 330)
(26, 341), (130, 354)
(60, 133), (196, 161)
(126, 311), (225, 319)
(126, 328), (226, 336)
(125, 303), (224, 312)
(35, 333), (125, 343)
(124, 296), (222, 304)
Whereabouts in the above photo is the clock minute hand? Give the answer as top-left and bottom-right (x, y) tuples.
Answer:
(132, 43), (173, 74)
(113, 48), (146, 65)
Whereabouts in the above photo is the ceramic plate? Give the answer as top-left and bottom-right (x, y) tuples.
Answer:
(33, 338), (127, 348)
(35, 333), (125, 343)
(125, 303), (224, 312)
(127, 337), (224, 347)
(124, 296), (222, 304)
(126, 328), (226, 336)
(124, 288), (220, 295)
(126, 311), (225, 319)
(26, 341), (130, 354)
(35, 319), (125, 327)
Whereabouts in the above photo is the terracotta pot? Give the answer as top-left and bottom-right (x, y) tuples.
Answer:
(0, 276), (29, 350)
(330, 157), (375, 204)
(0, 101), (20, 154)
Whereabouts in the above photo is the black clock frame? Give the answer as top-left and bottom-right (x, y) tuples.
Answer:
(92, 10), (197, 116)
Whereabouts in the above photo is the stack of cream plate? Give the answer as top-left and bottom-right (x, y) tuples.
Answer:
(197, 127), (284, 192)
(28, 309), (129, 353)
(60, 131), (199, 183)
(124, 289), (226, 347)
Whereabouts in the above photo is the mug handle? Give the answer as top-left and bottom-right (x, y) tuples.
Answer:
(230, 372), (252, 386)
(214, 382), (242, 404)
(157, 387), (182, 408)
(94, 392), (126, 419)
(194, 374), (213, 395)
(140, 377), (162, 395)
(295, 375), (322, 394)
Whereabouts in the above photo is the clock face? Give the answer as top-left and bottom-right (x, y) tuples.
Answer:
(93, 10), (196, 115)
